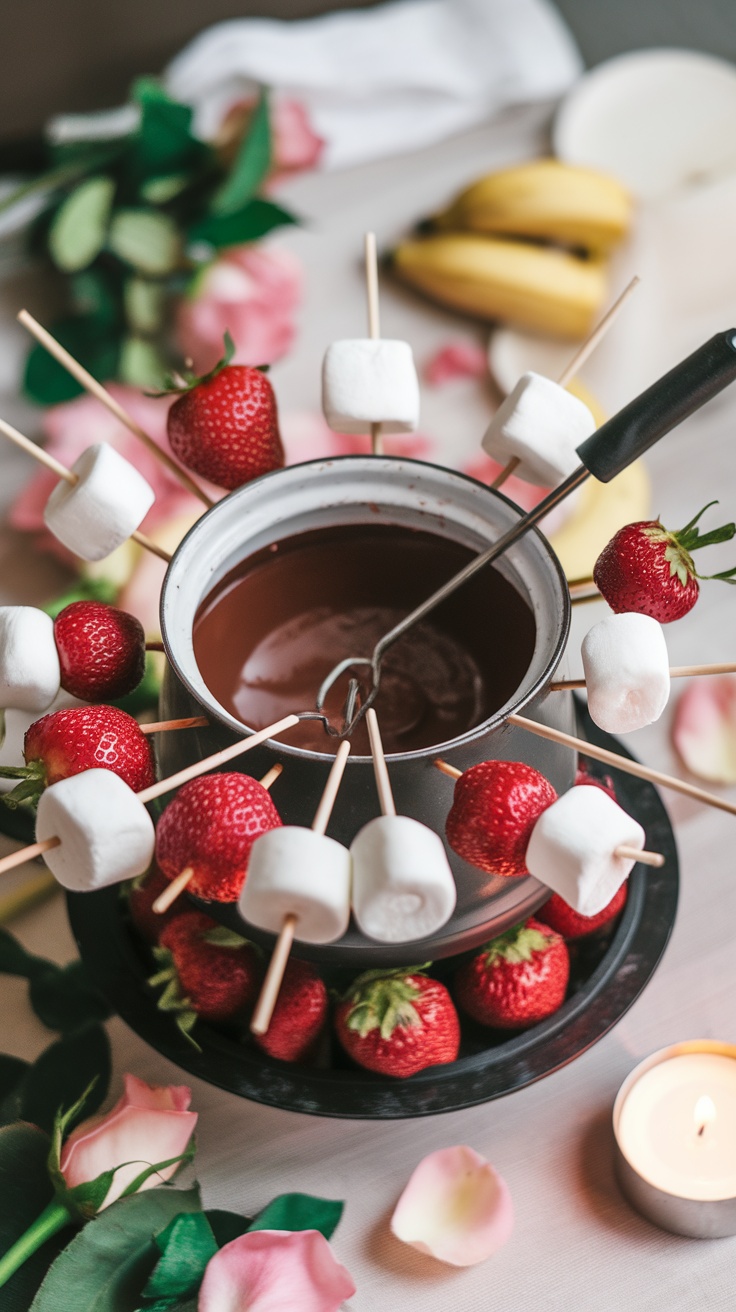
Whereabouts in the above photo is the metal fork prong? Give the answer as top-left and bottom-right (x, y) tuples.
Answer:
(315, 655), (373, 714)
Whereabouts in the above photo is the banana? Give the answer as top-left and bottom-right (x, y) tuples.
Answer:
(432, 159), (632, 254)
(392, 233), (607, 339)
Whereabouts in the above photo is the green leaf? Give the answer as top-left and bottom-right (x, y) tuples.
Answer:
(142, 1212), (218, 1303)
(0, 927), (50, 980)
(204, 1208), (252, 1247)
(128, 79), (207, 180)
(42, 576), (118, 619)
(18, 1025), (110, 1136)
(48, 176), (115, 272)
(188, 197), (298, 250)
(110, 653), (161, 717)
(71, 269), (120, 329)
(109, 209), (181, 275)
(24, 315), (120, 405)
(140, 174), (192, 205)
(30, 960), (111, 1033)
(124, 277), (166, 334)
(119, 336), (168, 389)
(0, 1054), (30, 1126)
(210, 90), (271, 216)
(28, 1184), (202, 1312)
(248, 1193), (344, 1240)
(0, 1124), (68, 1312)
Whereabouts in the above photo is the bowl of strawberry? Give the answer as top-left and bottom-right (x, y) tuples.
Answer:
(68, 711), (679, 1118)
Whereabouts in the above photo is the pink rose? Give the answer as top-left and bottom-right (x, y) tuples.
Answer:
(198, 1229), (355, 1312)
(424, 341), (488, 386)
(176, 245), (303, 375)
(60, 1074), (197, 1210)
(271, 98), (325, 179)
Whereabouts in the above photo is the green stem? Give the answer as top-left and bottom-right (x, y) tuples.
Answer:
(0, 1198), (74, 1290)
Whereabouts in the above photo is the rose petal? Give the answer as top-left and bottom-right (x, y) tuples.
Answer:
(198, 1230), (355, 1312)
(424, 341), (488, 386)
(672, 675), (736, 784)
(391, 1145), (514, 1266)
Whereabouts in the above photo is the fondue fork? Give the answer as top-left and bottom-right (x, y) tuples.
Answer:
(316, 330), (736, 737)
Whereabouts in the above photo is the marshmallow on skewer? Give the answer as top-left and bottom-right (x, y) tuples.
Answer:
(44, 443), (155, 562)
(239, 826), (352, 944)
(322, 339), (420, 435)
(36, 768), (155, 891)
(482, 371), (596, 486)
(351, 815), (456, 942)
(582, 612), (670, 734)
(0, 607), (61, 711)
(525, 785), (645, 917)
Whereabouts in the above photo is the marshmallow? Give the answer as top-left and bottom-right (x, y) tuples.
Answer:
(36, 768), (155, 891)
(525, 785), (644, 917)
(44, 444), (155, 562)
(350, 815), (456, 942)
(0, 607), (61, 712)
(481, 371), (596, 486)
(582, 612), (671, 734)
(239, 826), (352, 944)
(322, 339), (420, 434)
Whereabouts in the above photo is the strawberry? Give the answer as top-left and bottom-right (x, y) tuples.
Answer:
(445, 760), (557, 877)
(253, 958), (328, 1063)
(150, 910), (262, 1040)
(575, 761), (616, 801)
(127, 864), (181, 944)
(593, 502), (736, 623)
(0, 705), (155, 807)
(53, 600), (146, 702)
(536, 882), (628, 940)
(165, 334), (284, 490)
(334, 967), (460, 1078)
(454, 918), (569, 1029)
(155, 771), (282, 902)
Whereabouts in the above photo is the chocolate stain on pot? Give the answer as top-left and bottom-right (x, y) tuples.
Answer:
(193, 522), (536, 754)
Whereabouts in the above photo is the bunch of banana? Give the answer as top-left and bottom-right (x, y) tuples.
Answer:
(391, 160), (633, 339)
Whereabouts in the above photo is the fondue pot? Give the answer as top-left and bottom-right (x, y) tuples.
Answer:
(159, 456), (576, 964)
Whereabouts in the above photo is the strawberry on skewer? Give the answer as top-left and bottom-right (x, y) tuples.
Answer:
(53, 600), (146, 702)
(253, 958), (329, 1064)
(442, 759), (557, 878)
(536, 884), (628, 940)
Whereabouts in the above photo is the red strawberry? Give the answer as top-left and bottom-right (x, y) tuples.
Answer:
(334, 967), (460, 1078)
(151, 910), (262, 1036)
(253, 958), (328, 1063)
(155, 771), (282, 902)
(53, 600), (146, 702)
(0, 705), (155, 807)
(536, 882), (628, 940)
(593, 502), (736, 623)
(454, 918), (569, 1029)
(128, 864), (181, 944)
(445, 760), (557, 877)
(575, 761), (616, 801)
(166, 336), (284, 490)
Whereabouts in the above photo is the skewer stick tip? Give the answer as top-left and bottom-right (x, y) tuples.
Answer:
(153, 866), (194, 914)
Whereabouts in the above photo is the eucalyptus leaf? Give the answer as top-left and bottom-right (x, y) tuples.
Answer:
(210, 90), (271, 217)
(48, 176), (116, 272)
(124, 278), (165, 334)
(18, 1025), (110, 1136)
(119, 335), (168, 389)
(188, 197), (297, 250)
(141, 1212), (218, 1303)
(141, 174), (191, 205)
(248, 1192), (344, 1240)
(24, 315), (120, 405)
(109, 209), (181, 275)
(29, 1184), (202, 1312)
(0, 1123), (67, 1312)
(29, 960), (111, 1033)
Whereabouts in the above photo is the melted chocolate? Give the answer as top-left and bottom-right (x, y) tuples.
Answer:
(193, 523), (536, 754)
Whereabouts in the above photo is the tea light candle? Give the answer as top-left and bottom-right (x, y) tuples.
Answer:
(613, 1041), (736, 1237)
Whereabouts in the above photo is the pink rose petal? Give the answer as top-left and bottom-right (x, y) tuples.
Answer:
(424, 341), (488, 386)
(198, 1230), (355, 1312)
(672, 676), (736, 784)
(281, 410), (434, 466)
(391, 1145), (514, 1266)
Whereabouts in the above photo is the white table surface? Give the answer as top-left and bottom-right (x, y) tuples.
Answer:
(2, 101), (736, 1311)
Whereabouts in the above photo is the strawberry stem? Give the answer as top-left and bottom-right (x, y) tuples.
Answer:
(672, 501), (736, 581)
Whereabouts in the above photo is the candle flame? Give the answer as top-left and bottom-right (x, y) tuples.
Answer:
(694, 1094), (716, 1136)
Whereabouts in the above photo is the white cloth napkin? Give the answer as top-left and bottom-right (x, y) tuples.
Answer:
(165, 0), (582, 170)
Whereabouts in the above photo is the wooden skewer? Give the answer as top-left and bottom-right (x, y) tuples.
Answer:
(145, 641), (165, 653)
(550, 662), (736, 692)
(491, 275), (641, 491)
(570, 589), (603, 607)
(507, 713), (736, 817)
(151, 761), (285, 914)
(0, 713), (300, 880)
(251, 739), (351, 1035)
(365, 231), (383, 457)
(141, 716), (209, 734)
(0, 416), (172, 565)
(366, 707), (396, 816)
(433, 758), (663, 865)
(17, 309), (215, 509)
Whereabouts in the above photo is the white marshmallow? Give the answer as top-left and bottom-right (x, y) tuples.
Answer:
(36, 768), (155, 892)
(44, 444), (155, 562)
(582, 612), (671, 734)
(0, 606), (61, 712)
(322, 339), (420, 434)
(350, 815), (456, 943)
(481, 371), (596, 486)
(525, 785), (644, 917)
(239, 826), (352, 944)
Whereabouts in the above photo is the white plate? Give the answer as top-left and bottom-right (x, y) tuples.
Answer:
(554, 49), (736, 200)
